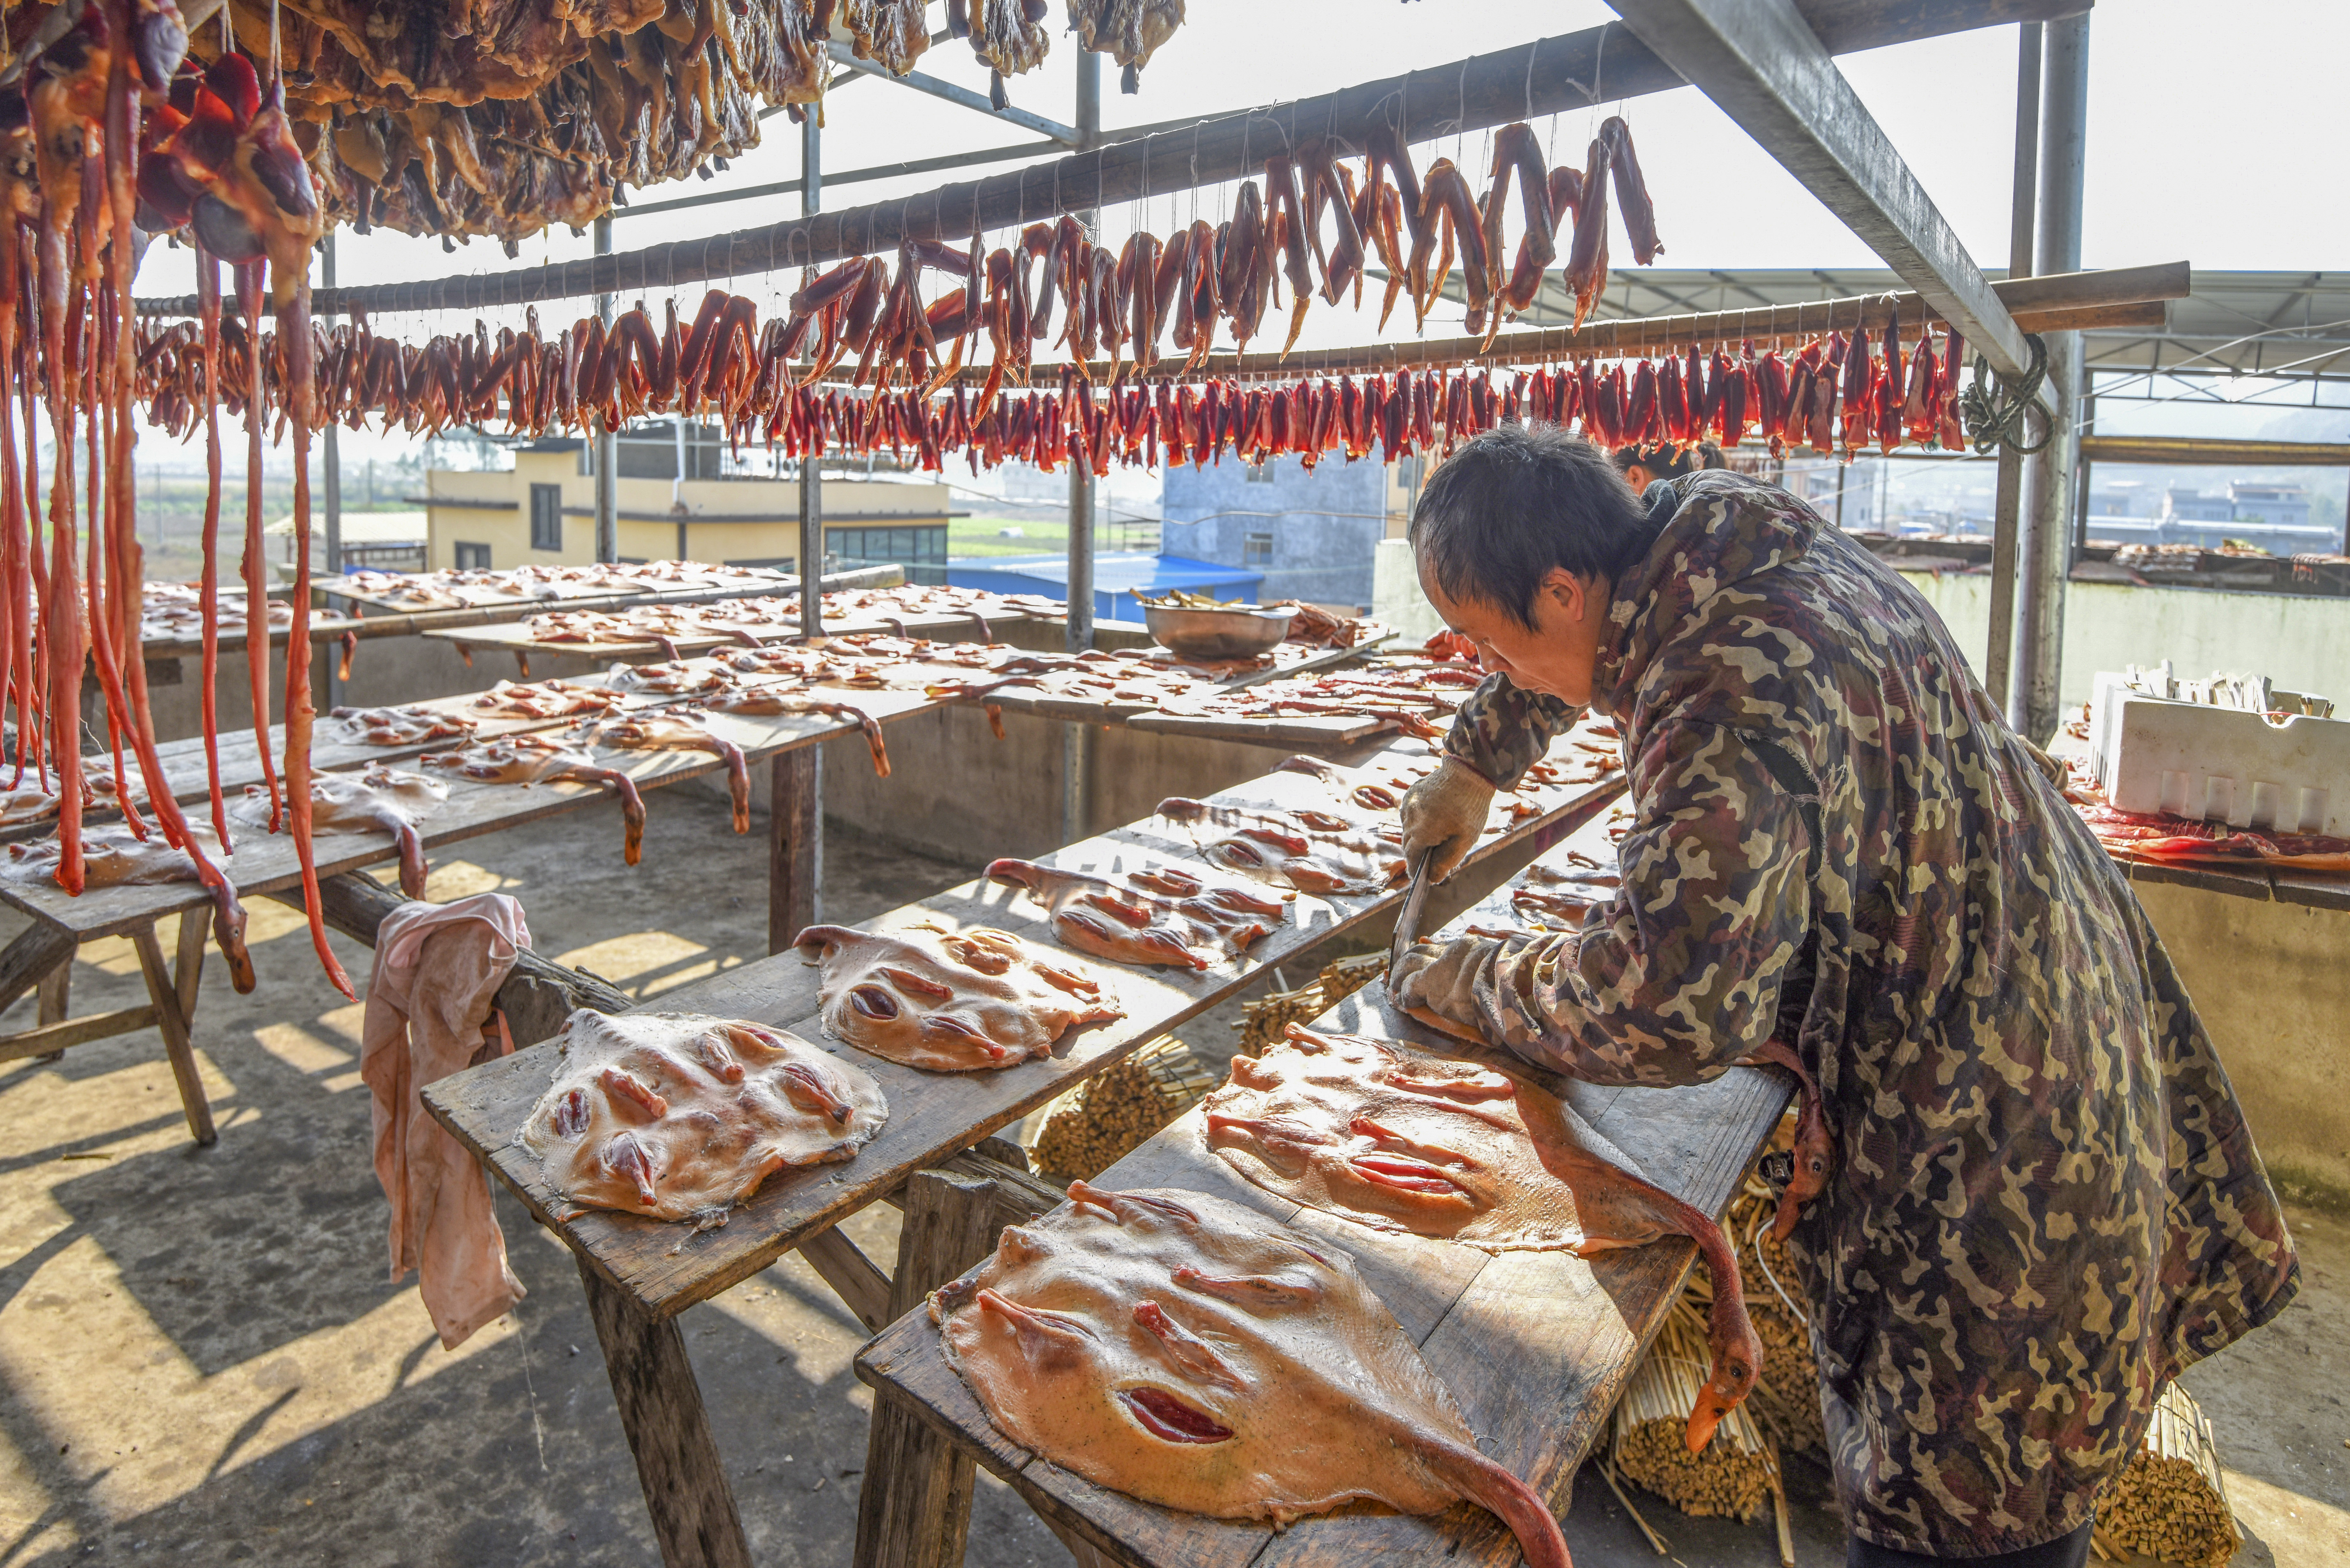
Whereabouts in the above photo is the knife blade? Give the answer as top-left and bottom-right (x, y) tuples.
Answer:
(1389, 847), (1436, 974)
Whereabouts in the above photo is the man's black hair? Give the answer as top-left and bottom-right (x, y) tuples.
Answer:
(1409, 423), (1656, 630)
(1611, 441), (1695, 481)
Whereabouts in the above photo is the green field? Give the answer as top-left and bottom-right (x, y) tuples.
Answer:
(947, 514), (1160, 560)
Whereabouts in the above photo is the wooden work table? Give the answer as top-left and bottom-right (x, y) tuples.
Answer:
(853, 805), (1792, 1568)
(421, 736), (1629, 1568)
(0, 629), (1472, 1152)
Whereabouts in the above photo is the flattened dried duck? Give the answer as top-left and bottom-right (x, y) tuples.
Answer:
(321, 705), (478, 747)
(1156, 796), (1400, 896)
(587, 710), (750, 834)
(706, 685), (891, 776)
(795, 920), (1121, 1071)
(934, 1182), (1568, 1564)
(986, 857), (1287, 970)
(1203, 1026), (1761, 1451)
(522, 1011), (887, 1226)
(3, 824), (254, 991)
(419, 734), (647, 864)
(237, 767), (447, 900)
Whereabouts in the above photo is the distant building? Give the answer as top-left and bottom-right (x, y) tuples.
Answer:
(1159, 453), (1417, 611)
(2160, 486), (2234, 524)
(422, 425), (950, 579)
(2227, 481), (2310, 532)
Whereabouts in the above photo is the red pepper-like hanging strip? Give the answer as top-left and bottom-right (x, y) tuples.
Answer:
(86, 0), (253, 987)
(19, 237), (49, 795)
(194, 242), (230, 845)
(36, 184), (86, 893)
(281, 255), (353, 999)
(0, 208), (37, 792)
(235, 260), (283, 831)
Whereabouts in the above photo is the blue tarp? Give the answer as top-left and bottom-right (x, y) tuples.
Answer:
(945, 552), (1263, 627)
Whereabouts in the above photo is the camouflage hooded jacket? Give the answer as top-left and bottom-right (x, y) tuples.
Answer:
(1426, 471), (2299, 1556)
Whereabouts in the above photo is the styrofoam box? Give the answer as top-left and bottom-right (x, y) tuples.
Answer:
(2089, 673), (2346, 835)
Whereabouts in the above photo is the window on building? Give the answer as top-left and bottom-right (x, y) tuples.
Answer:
(1242, 531), (1273, 567)
(529, 484), (563, 551)
(454, 542), (491, 569)
(826, 524), (951, 585)
(1244, 462), (1275, 484)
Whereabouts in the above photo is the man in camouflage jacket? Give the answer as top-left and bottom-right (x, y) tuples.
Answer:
(1391, 427), (2298, 1561)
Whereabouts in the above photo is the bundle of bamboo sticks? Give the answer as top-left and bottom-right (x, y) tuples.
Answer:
(2092, 1383), (2240, 1568)
(1233, 951), (1390, 1055)
(1030, 1036), (1215, 1181)
(1726, 1177), (1830, 1458)
(1613, 1303), (1777, 1523)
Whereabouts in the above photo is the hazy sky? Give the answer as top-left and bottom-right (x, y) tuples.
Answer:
(125, 0), (2349, 464)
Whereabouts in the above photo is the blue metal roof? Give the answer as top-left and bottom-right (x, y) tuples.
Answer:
(947, 552), (1263, 625)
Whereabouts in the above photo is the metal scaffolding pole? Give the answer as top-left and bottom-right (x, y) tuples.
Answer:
(2011, 11), (2088, 745)
(1064, 49), (1100, 846)
(1982, 22), (2041, 712)
(799, 114), (825, 640)
(775, 111), (827, 944)
(593, 216), (618, 564)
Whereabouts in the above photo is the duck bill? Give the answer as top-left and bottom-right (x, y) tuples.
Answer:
(1686, 1388), (1731, 1454)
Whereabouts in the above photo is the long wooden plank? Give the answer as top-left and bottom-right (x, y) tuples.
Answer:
(424, 744), (1628, 1317)
(859, 813), (1789, 1567)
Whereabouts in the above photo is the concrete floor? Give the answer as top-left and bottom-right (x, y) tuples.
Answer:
(0, 789), (2341, 1566)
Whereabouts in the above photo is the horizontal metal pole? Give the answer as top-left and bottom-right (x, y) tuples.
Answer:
(2077, 435), (2350, 467)
(887, 262), (2182, 385)
(823, 44), (1081, 145)
(617, 138), (1064, 221)
(134, 0), (2081, 320)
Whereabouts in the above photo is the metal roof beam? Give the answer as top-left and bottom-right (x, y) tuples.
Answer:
(822, 44), (1082, 146)
(615, 137), (1065, 221)
(1604, 0), (2057, 406)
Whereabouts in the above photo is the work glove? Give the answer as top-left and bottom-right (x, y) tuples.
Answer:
(1398, 757), (1498, 884)
(1387, 933), (1505, 1041)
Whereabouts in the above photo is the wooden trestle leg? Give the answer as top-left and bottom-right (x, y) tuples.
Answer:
(853, 1168), (1004, 1568)
(576, 1256), (754, 1568)
(131, 913), (215, 1145)
(769, 746), (820, 955)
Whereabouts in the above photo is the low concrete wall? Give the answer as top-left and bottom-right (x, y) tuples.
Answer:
(1895, 572), (2350, 716)
(2132, 880), (2350, 1208)
(802, 704), (1315, 866)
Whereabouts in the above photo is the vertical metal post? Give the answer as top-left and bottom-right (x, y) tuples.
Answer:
(594, 215), (619, 563)
(798, 115), (825, 639)
(1065, 49), (1101, 657)
(1982, 22), (2040, 713)
(1062, 46), (1102, 846)
(320, 232), (343, 707)
(2011, 12), (2088, 745)
(792, 113), (824, 915)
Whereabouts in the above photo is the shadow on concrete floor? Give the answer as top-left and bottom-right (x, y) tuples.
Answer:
(0, 790), (2340, 1566)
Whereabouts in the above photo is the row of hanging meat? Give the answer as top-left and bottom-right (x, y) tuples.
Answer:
(133, 298), (1974, 473)
(0, 5), (358, 996)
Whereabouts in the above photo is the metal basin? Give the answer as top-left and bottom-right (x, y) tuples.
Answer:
(1143, 603), (1297, 660)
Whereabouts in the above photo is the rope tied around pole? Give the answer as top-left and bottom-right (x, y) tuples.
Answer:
(1960, 334), (2054, 456)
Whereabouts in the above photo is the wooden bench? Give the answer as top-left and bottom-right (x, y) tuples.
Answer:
(421, 739), (1628, 1568)
(853, 808), (1791, 1568)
